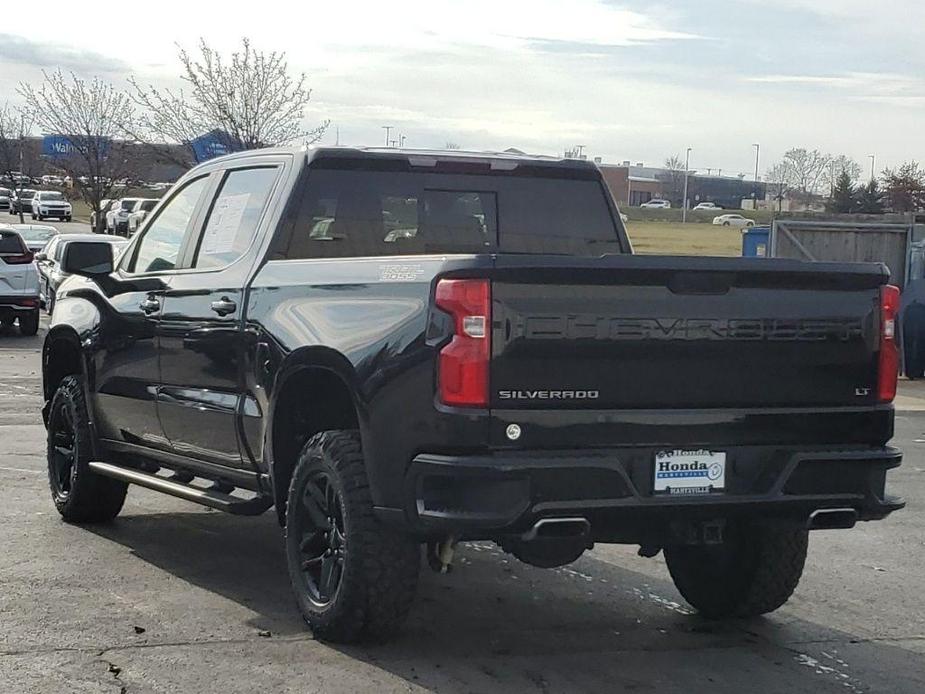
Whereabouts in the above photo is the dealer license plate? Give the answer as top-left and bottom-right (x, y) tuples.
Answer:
(653, 449), (726, 495)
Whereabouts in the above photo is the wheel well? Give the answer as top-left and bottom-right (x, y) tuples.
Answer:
(44, 338), (83, 402)
(271, 367), (359, 524)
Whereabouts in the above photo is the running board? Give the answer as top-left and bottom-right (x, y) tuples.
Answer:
(88, 462), (273, 516)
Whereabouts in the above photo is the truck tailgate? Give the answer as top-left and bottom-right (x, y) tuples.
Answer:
(489, 255), (886, 413)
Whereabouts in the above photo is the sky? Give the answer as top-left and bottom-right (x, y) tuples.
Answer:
(0, 0), (923, 178)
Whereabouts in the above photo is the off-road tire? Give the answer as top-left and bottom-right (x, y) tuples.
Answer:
(18, 309), (39, 336)
(47, 375), (127, 522)
(285, 430), (420, 643)
(664, 522), (808, 619)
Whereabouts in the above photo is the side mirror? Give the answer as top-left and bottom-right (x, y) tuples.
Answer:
(34, 252), (47, 261)
(62, 242), (114, 277)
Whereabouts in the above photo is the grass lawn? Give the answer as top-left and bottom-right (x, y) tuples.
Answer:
(625, 221), (745, 256)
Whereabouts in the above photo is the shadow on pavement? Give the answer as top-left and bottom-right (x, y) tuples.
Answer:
(87, 509), (925, 692)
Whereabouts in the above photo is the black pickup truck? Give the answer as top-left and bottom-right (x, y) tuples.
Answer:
(42, 147), (903, 643)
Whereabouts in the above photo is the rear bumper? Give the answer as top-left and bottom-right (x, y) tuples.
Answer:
(381, 445), (904, 542)
(0, 295), (40, 311)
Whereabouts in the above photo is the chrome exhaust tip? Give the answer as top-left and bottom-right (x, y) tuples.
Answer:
(521, 517), (591, 542)
(808, 508), (858, 530)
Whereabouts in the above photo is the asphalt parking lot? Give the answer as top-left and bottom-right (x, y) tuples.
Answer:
(0, 317), (923, 693)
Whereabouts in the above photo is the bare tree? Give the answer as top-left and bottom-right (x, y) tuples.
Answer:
(445, 142), (461, 150)
(19, 70), (136, 231)
(765, 162), (791, 212)
(659, 154), (686, 205)
(130, 38), (329, 168)
(820, 154), (862, 195)
(771, 148), (831, 196)
(0, 103), (36, 223)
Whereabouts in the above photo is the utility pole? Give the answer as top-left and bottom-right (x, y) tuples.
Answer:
(682, 147), (691, 223)
(399, 134), (407, 148)
(752, 143), (760, 209)
(382, 125), (394, 147)
(868, 154), (876, 181)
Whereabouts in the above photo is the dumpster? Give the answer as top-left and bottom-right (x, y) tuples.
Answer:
(741, 226), (770, 257)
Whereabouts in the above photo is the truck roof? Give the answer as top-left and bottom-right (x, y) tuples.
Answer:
(195, 145), (599, 174)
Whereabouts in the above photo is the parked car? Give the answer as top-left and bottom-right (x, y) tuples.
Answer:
(9, 188), (36, 215)
(0, 228), (40, 334)
(127, 198), (159, 235)
(713, 213), (755, 228)
(41, 146), (904, 645)
(40, 175), (64, 186)
(31, 191), (72, 222)
(36, 233), (127, 314)
(0, 224), (58, 253)
(693, 201), (722, 211)
(106, 198), (143, 235)
(640, 198), (671, 208)
(90, 199), (115, 232)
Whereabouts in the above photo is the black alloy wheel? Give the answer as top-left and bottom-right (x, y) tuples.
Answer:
(293, 469), (347, 607)
(48, 396), (77, 502)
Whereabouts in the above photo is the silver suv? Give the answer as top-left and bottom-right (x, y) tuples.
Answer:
(0, 229), (40, 335)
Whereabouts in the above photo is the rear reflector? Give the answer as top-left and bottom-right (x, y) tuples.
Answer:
(0, 251), (34, 265)
(435, 279), (491, 407)
(878, 284), (900, 403)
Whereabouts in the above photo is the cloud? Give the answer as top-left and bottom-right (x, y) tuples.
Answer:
(745, 72), (925, 104)
(0, 33), (128, 74)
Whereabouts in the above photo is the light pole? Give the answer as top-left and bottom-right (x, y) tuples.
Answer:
(752, 143), (760, 209)
(382, 125), (394, 147)
(682, 147), (692, 223)
(868, 154), (876, 181)
(399, 134), (407, 148)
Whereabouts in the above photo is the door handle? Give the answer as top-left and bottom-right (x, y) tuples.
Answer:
(139, 296), (161, 314)
(210, 297), (237, 316)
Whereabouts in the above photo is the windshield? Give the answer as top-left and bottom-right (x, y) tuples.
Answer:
(121, 200), (137, 210)
(0, 188), (10, 196)
(41, 192), (65, 201)
(18, 190), (36, 199)
(15, 227), (57, 242)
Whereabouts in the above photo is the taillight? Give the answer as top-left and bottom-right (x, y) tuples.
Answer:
(0, 251), (34, 265)
(435, 278), (490, 407)
(878, 284), (900, 403)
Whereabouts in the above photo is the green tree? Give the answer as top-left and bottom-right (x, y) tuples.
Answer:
(828, 170), (856, 213)
(856, 179), (885, 214)
(882, 161), (925, 212)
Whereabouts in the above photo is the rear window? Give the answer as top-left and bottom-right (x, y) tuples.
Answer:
(273, 167), (620, 259)
(140, 200), (157, 212)
(0, 232), (26, 253)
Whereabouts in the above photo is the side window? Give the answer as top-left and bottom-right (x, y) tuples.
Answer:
(129, 176), (208, 274)
(193, 167), (279, 269)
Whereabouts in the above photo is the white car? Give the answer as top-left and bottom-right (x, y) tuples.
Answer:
(693, 202), (722, 211)
(712, 213), (755, 228)
(127, 198), (160, 235)
(640, 199), (671, 209)
(31, 191), (72, 221)
(40, 175), (64, 186)
(106, 198), (143, 235)
(0, 228), (40, 335)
